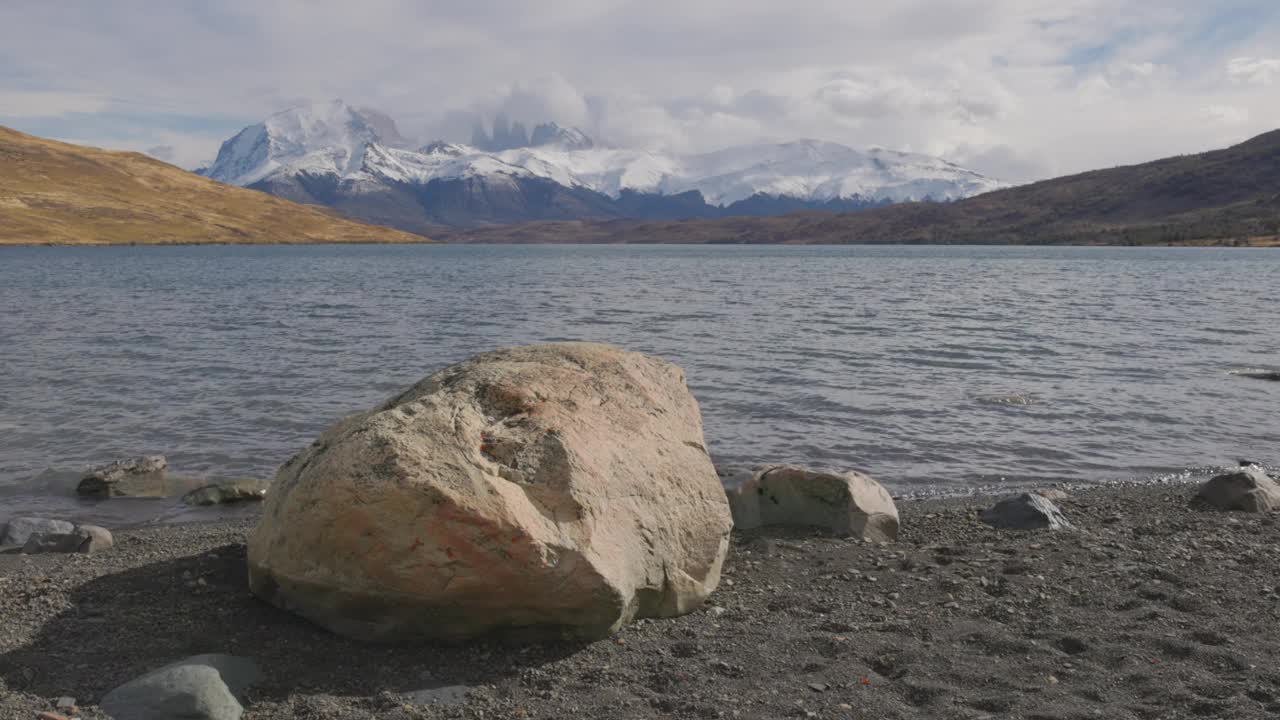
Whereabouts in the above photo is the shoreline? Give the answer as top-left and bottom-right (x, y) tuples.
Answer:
(0, 462), (1231, 533)
(5, 481), (1280, 719)
(2, 239), (1278, 248)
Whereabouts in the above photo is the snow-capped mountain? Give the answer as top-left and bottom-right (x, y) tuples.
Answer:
(204, 100), (411, 186)
(202, 101), (1006, 232)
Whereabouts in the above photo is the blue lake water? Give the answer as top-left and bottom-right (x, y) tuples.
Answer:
(1, 244), (1278, 525)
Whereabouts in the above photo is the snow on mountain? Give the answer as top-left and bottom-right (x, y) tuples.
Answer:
(203, 100), (409, 186)
(480, 140), (1002, 205)
(203, 100), (1006, 214)
(529, 122), (594, 150)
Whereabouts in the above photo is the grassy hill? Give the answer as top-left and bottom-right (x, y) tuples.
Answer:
(0, 126), (430, 245)
(443, 130), (1280, 246)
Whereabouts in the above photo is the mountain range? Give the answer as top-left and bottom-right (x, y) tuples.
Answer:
(199, 100), (1005, 233)
(441, 128), (1280, 246)
(0, 125), (423, 245)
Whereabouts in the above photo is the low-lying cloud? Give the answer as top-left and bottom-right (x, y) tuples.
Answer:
(1, 0), (1276, 183)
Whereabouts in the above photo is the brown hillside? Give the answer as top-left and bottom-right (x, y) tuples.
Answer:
(0, 126), (429, 245)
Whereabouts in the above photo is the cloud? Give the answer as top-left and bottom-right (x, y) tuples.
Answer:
(52, 129), (225, 168)
(145, 145), (177, 162)
(472, 74), (591, 129)
(1201, 104), (1250, 126)
(0, 0), (1276, 180)
(948, 143), (1056, 184)
(1227, 57), (1280, 85)
(0, 90), (108, 117)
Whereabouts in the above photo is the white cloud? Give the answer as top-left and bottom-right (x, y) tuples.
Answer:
(1227, 57), (1280, 85)
(1201, 104), (1251, 126)
(53, 130), (226, 169)
(471, 74), (592, 129)
(0, 1), (1276, 183)
(0, 90), (108, 117)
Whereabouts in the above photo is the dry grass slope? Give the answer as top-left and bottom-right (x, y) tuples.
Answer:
(0, 126), (431, 245)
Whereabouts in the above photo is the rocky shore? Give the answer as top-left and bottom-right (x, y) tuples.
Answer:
(2, 482), (1280, 720)
(3, 343), (1277, 720)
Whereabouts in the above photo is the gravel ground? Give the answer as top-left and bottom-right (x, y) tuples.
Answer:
(3, 483), (1280, 719)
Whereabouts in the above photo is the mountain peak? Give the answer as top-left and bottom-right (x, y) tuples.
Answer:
(531, 122), (594, 150)
(470, 117), (594, 152)
(203, 100), (407, 185)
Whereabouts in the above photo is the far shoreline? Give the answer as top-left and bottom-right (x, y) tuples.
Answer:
(2, 239), (1277, 248)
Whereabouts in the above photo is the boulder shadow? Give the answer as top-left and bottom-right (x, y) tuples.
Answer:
(0, 544), (589, 706)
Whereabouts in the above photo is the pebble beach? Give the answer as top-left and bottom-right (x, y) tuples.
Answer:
(4, 482), (1280, 720)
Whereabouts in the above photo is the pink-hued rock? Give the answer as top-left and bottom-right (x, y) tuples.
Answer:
(248, 343), (732, 642)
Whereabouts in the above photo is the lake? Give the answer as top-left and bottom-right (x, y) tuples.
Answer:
(2, 243), (1277, 525)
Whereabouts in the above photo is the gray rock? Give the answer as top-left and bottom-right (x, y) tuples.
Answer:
(404, 684), (471, 707)
(77, 455), (168, 497)
(980, 493), (1073, 530)
(1035, 489), (1071, 501)
(100, 654), (259, 720)
(18, 524), (113, 554)
(22, 531), (87, 554)
(56, 696), (76, 710)
(1233, 370), (1280, 382)
(183, 479), (269, 506)
(1195, 467), (1280, 512)
(77, 524), (114, 553)
(726, 465), (899, 541)
(1, 517), (74, 546)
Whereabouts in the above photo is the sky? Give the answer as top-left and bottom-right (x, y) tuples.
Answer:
(0, 0), (1277, 183)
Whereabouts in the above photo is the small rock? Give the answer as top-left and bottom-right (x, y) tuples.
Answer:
(1232, 370), (1280, 382)
(808, 682), (829, 692)
(22, 532), (86, 554)
(20, 525), (113, 555)
(980, 493), (1073, 531)
(1, 517), (74, 546)
(726, 465), (899, 540)
(77, 525), (114, 553)
(708, 605), (726, 618)
(1194, 467), (1280, 512)
(404, 684), (471, 707)
(100, 654), (259, 720)
(77, 455), (168, 497)
(56, 696), (76, 710)
(183, 479), (270, 506)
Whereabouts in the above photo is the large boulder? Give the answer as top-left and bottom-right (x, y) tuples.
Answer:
(77, 455), (168, 497)
(980, 493), (1073, 530)
(1194, 466), (1280, 512)
(100, 654), (259, 720)
(248, 343), (733, 642)
(726, 466), (899, 541)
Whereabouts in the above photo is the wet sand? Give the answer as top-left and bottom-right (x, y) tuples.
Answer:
(3, 482), (1280, 719)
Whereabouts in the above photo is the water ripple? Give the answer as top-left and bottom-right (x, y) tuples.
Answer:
(1, 244), (1278, 516)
